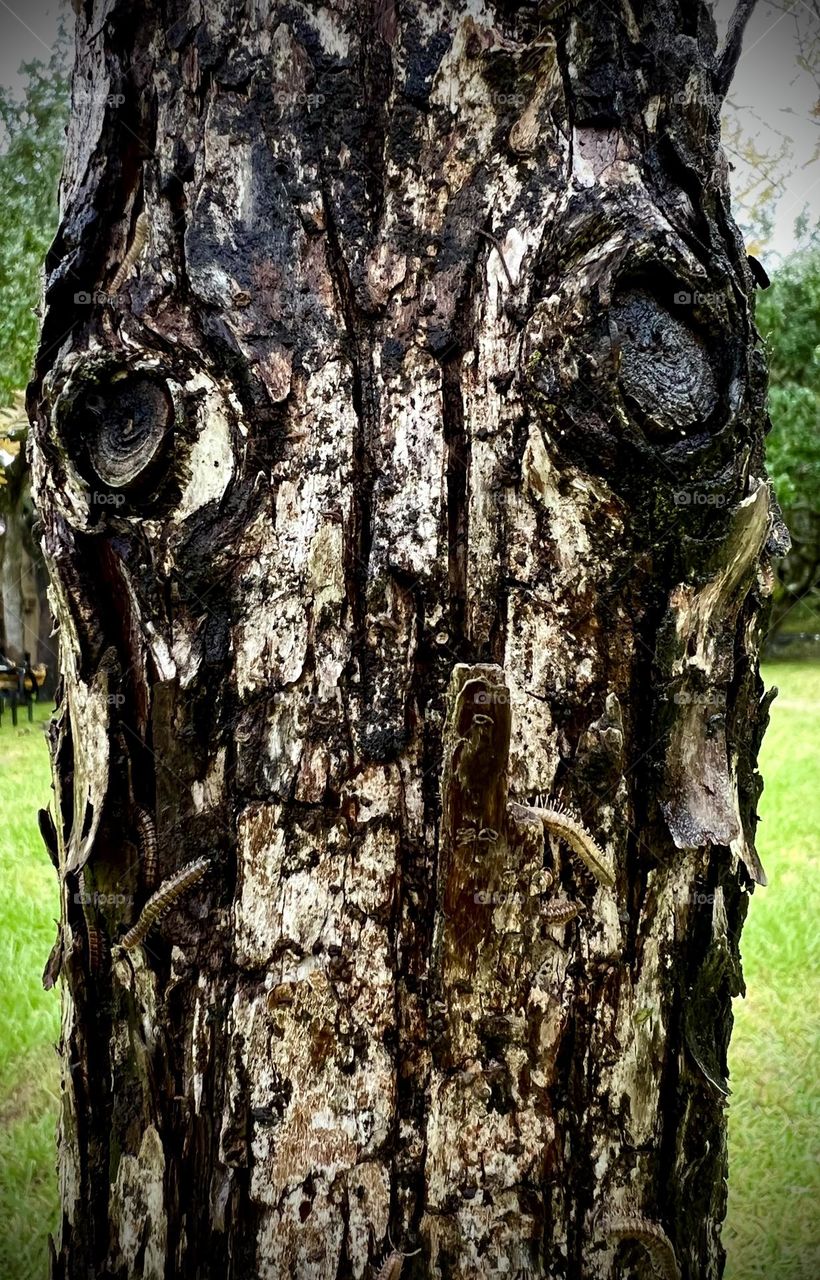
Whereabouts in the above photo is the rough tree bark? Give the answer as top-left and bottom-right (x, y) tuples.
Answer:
(30, 2), (786, 1277)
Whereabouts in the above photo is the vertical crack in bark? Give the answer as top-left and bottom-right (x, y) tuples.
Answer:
(319, 178), (375, 637)
(442, 357), (469, 652)
(360, 0), (395, 232)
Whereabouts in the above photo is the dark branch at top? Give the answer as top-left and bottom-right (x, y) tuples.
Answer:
(715, 0), (759, 99)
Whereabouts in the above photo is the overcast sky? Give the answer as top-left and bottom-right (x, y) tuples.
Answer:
(0, 0), (815, 265)
(717, 1), (819, 260)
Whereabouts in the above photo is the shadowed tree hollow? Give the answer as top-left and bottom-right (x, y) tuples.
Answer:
(30, 1), (787, 1277)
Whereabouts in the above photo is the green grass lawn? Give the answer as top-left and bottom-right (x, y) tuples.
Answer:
(0, 700), (60, 1280)
(0, 673), (817, 1278)
(724, 662), (820, 1279)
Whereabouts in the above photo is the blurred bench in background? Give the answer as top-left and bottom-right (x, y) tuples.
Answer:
(0, 652), (47, 726)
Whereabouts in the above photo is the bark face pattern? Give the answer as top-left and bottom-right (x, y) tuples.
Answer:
(30, 3), (782, 1278)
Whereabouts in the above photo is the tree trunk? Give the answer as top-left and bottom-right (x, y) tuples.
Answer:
(30, 3), (784, 1277)
(0, 453), (52, 680)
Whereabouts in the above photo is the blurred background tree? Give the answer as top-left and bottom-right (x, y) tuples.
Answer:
(0, 36), (68, 677)
(719, 0), (819, 650)
(0, 38), (69, 399)
(758, 248), (820, 648)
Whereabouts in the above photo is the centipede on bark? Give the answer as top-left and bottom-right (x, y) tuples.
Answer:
(111, 211), (149, 292)
(120, 856), (210, 950)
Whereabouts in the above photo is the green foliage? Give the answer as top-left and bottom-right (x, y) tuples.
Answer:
(758, 249), (820, 511)
(0, 38), (69, 406)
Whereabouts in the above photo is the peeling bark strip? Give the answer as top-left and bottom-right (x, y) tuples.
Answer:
(427, 664), (612, 1270)
(31, 2), (777, 1277)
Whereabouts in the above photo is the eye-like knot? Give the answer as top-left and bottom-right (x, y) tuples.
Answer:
(80, 372), (174, 491)
(611, 288), (716, 438)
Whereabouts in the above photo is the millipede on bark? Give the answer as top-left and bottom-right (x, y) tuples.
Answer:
(111, 211), (149, 292)
(120, 856), (210, 950)
(528, 795), (615, 889)
(86, 924), (109, 975)
(541, 896), (581, 926)
(601, 1215), (681, 1280)
(373, 1244), (421, 1280)
(134, 806), (159, 891)
(78, 868), (108, 975)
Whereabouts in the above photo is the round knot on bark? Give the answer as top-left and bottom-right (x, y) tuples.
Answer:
(612, 289), (716, 438)
(80, 372), (174, 490)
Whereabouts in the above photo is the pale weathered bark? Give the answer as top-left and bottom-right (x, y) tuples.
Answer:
(30, 2), (784, 1278)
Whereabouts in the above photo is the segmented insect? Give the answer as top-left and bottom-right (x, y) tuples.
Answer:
(373, 1243), (421, 1280)
(374, 1252), (404, 1280)
(530, 796), (615, 888)
(541, 896), (581, 926)
(134, 806), (159, 891)
(111, 211), (149, 292)
(120, 856), (210, 950)
(601, 1216), (680, 1280)
(78, 868), (107, 975)
(86, 924), (108, 974)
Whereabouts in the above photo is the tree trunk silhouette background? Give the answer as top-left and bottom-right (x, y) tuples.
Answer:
(0, 468), (46, 661)
(30, 2), (786, 1277)
(0, 420), (52, 680)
